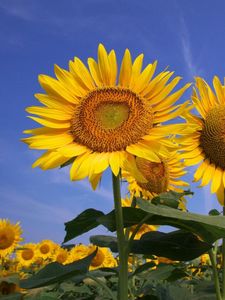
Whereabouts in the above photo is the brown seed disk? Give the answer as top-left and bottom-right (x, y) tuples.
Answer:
(200, 105), (225, 169)
(71, 87), (153, 152)
(136, 157), (169, 194)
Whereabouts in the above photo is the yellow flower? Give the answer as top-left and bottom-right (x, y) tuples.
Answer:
(53, 247), (69, 265)
(181, 77), (225, 204)
(67, 244), (89, 263)
(16, 243), (37, 267)
(36, 240), (58, 260)
(22, 44), (191, 189)
(0, 219), (23, 257)
(123, 152), (188, 200)
(88, 245), (117, 270)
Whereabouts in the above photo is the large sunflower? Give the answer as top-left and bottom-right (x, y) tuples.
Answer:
(22, 44), (191, 188)
(0, 219), (23, 257)
(16, 243), (37, 267)
(123, 152), (188, 200)
(181, 77), (225, 204)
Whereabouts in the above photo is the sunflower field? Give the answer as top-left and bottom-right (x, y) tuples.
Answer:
(2, 44), (225, 300)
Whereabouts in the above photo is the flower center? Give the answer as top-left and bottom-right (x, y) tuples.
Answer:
(40, 244), (50, 254)
(95, 102), (129, 129)
(71, 87), (153, 152)
(22, 249), (34, 260)
(136, 157), (169, 194)
(0, 229), (15, 249)
(57, 252), (68, 264)
(91, 249), (105, 267)
(200, 105), (225, 169)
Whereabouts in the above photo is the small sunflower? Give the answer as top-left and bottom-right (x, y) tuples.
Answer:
(67, 244), (89, 264)
(53, 247), (69, 265)
(0, 219), (23, 257)
(22, 44), (191, 189)
(181, 77), (225, 204)
(123, 152), (188, 200)
(16, 243), (37, 267)
(88, 245), (117, 270)
(36, 240), (58, 260)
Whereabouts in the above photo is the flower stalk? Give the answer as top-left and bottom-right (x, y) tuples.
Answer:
(112, 172), (128, 300)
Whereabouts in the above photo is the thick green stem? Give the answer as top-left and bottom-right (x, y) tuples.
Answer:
(222, 201), (225, 299)
(209, 249), (222, 300)
(112, 172), (128, 300)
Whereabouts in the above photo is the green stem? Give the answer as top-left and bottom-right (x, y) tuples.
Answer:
(209, 249), (222, 300)
(112, 172), (128, 300)
(87, 275), (117, 300)
(222, 201), (225, 299)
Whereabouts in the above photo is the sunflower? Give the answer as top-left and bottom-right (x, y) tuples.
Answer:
(53, 247), (69, 265)
(123, 152), (188, 200)
(66, 244), (89, 264)
(36, 240), (58, 260)
(180, 77), (225, 204)
(16, 243), (37, 267)
(0, 219), (23, 257)
(22, 44), (191, 188)
(88, 245), (117, 270)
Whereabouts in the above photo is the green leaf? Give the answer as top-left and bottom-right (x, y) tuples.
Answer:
(64, 209), (105, 243)
(208, 209), (220, 216)
(97, 203), (225, 243)
(151, 190), (193, 209)
(20, 250), (97, 289)
(90, 230), (211, 261)
(132, 262), (157, 276)
(0, 294), (22, 300)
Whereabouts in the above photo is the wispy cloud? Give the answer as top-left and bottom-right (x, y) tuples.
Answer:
(50, 167), (113, 201)
(0, 0), (36, 21)
(179, 16), (202, 78)
(0, 187), (74, 224)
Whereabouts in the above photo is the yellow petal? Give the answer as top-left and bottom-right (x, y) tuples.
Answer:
(90, 152), (109, 175)
(32, 151), (68, 169)
(34, 93), (75, 113)
(126, 142), (161, 163)
(89, 173), (102, 190)
(88, 58), (103, 87)
(193, 161), (208, 182)
(133, 63), (156, 94)
(199, 163), (215, 187)
(213, 76), (225, 104)
(70, 152), (92, 181)
(109, 152), (121, 176)
(211, 167), (223, 193)
(108, 50), (117, 85)
(129, 54), (144, 88)
(28, 116), (71, 129)
(57, 143), (88, 157)
(22, 133), (73, 150)
(73, 57), (95, 90)
(39, 74), (79, 103)
(98, 44), (111, 85)
(216, 182), (225, 205)
(26, 106), (72, 121)
(119, 49), (132, 87)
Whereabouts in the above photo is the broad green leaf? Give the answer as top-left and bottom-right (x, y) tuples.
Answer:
(90, 230), (211, 260)
(0, 294), (22, 300)
(20, 250), (97, 289)
(151, 190), (193, 209)
(97, 203), (225, 243)
(64, 209), (105, 243)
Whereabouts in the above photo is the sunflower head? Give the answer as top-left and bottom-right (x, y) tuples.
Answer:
(88, 245), (117, 270)
(16, 243), (37, 267)
(53, 247), (69, 264)
(0, 220), (23, 257)
(37, 240), (58, 259)
(22, 43), (191, 188)
(123, 152), (188, 199)
(181, 77), (225, 204)
(67, 244), (89, 264)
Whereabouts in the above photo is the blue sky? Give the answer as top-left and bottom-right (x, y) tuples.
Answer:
(0, 0), (224, 245)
